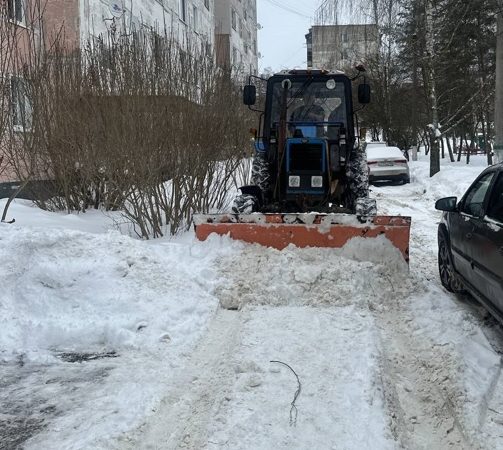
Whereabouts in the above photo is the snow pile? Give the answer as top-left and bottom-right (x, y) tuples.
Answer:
(410, 156), (487, 202)
(0, 203), (243, 448)
(215, 236), (409, 311)
(0, 226), (224, 363)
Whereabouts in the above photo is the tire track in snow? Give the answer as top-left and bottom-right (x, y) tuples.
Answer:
(370, 298), (475, 449)
(372, 177), (503, 448)
(116, 309), (242, 449)
(373, 184), (473, 448)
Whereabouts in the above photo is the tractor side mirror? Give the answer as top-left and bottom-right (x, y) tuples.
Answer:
(435, 197), (458, 212)
(243, 85), (256, 106)
(358, 83), (370, 104)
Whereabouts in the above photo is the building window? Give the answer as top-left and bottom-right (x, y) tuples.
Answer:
(7, 0), (25, 24)
(179, 0), (186, 22)
(231, 8), (237, 30)
(342, 31), (348, 43)
(193, 5), (198, 31)
(204, 0), (209, 10)
(11, 77), (32, 130)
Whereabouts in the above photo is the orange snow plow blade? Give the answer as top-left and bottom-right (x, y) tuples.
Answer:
(194, 213), (411, 263)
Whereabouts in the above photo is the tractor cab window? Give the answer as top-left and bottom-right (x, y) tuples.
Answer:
(269, 79), (347, 138)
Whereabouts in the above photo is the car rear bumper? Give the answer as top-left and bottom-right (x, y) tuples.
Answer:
(369, 166), (409, 182)
(370, 173), (409, 180)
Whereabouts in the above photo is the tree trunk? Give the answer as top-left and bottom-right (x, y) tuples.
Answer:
(481, 115), (492, 165)
(464, 134), (471, 165)
(446, 135), (455, 162)
(495, 12), (503, 163)
(424, 0), (440, 176)
(423, 132), (430, 155)
(411, 1), (420, 162)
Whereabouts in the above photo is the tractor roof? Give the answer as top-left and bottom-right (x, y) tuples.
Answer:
(274, 68), (347, 77)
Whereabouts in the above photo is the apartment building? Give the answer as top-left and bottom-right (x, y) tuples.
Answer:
(34, 0), (212, 49)
(41, 0), (257, 74)
(214, 0), (258, 77)
(306, 24), (378, 71)
(1, 0), (257, 196)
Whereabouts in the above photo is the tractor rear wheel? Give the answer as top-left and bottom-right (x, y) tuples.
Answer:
(347, 146), (370, 211)
(251, 153), (270, 192)
(232, 194), (259, 214)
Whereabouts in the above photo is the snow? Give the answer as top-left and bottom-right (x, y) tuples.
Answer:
(204, 306), (392, 450)
(2, 152), (503, 449)
(367, 146), (406, 160)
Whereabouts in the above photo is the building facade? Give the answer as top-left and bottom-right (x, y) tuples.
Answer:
(306, 24), (378, 71)
(214, 0), (258, 77)
(43, 0), (258, 76)
(0, 0), (257, 194)
(38, 0), (215, 49)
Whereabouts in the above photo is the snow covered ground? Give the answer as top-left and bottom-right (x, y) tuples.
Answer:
(1, 153), (503, 449)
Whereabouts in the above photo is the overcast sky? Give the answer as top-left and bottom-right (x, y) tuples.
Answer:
(257, 0), (322, 73)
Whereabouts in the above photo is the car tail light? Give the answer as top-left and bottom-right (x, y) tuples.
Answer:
(367, 161), (378, 165)
(394, 160), (406, 164)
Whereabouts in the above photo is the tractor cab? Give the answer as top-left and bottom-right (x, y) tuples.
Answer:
(243, 69), (369, 212)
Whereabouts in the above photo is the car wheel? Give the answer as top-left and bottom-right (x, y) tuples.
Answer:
(438, 231), (461, 292)
(404, 177), (410, 184)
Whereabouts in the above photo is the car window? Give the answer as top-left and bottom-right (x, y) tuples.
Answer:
(486, 173), (503, 224)
(461, 172), (495, 217)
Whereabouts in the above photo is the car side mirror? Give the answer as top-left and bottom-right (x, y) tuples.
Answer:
(358, 83), (370, 104)
(243, 85), (256, 106)
(435, 196), (458, 212)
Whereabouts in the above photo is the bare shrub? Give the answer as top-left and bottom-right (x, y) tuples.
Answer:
(3, 13), (254, 236)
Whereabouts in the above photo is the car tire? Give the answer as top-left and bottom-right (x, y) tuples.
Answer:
(438, 230), (462, 293)
(404, 177), (410, 184)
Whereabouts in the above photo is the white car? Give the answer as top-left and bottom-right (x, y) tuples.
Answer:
(367, 146), (410, 184)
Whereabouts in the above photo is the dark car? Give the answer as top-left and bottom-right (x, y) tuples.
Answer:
(435, 163), (503, 320)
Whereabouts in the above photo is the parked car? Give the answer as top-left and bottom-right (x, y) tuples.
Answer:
(366, 146), (410, 184)
(435, 163), (503, 320)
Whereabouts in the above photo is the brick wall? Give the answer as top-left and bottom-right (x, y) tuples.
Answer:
(42, 0), (80, 50)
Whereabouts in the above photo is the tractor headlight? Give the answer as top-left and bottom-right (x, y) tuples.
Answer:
(289, 175), (300, 187)
(311, 176), (323, 187)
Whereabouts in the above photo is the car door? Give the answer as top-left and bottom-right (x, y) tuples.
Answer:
(470, 172), (503, 310)
(450, 172), (495, 282)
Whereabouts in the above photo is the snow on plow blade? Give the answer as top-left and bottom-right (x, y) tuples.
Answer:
(194, 213), (411, 263)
